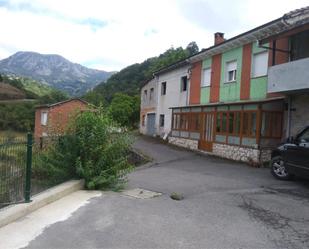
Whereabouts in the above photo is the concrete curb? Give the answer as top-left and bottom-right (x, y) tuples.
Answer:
(0, 179), (84, 228)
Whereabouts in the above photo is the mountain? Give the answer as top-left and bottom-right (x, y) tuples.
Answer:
(0, 51), (113, 96)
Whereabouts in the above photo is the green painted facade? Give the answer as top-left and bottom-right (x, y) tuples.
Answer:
(252, 41), (268, 54)
(219, 47), (243, 102)
(250, 77), (268, 100)
(249, 42), (269, 100)
(200, 58), (212, 104)
(198, 42), (270, 104)
(200, 88), (210, 104)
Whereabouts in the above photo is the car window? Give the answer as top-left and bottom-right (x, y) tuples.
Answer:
(299, 128), (309, 143)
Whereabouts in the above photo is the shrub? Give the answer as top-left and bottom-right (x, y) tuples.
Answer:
(32, 107), (133, 190)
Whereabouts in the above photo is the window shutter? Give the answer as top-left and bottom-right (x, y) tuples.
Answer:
(252, 51), (268, 77)
(202, 68), (211, 87)
(226, 60), (237, 72)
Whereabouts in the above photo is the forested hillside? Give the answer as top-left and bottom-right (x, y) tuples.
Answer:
(84, 42), (199, 105)
(0, 74), (68, 132)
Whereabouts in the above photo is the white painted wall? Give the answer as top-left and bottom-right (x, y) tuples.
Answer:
(155, 65), (190, 136)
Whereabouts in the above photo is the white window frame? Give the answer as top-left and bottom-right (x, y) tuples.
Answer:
(41, 111), (48, 126)
(225, 60), (237, 83)
(251, 51), (269, 78)
(201, 67), (211, 87)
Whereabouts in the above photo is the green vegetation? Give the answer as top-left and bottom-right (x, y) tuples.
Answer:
(0, 136), (27, 206)
(108, 93), (140, 127)
(20, 78), (54, 97)
(84, 42), (199, 128)
(32, 108), (133, 190)
(0, 130), (26, 139)
(0, 73), (68, 132)
(89, 43), (198, 103)
(0, 102), (36, 131)
(0, 74), (67, 100)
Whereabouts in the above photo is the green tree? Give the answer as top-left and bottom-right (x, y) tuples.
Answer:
(108, 93), (135, 127)
(186, 41), (199, 56)
(38, 90), (68, 104)
(83, 91), (106, 107)
(86, 42), (198, 105)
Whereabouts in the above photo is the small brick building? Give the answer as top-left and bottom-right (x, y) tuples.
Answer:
(34, 98), (88, 138)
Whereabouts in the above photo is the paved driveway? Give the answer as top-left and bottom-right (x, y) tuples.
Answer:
(4, 135), (309, 248)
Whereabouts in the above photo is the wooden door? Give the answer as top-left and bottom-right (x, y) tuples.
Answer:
(199, 112), (215, 152)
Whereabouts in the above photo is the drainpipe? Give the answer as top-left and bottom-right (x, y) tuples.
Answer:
(186, 67), (192, 105)
(286, 95), (292, 139)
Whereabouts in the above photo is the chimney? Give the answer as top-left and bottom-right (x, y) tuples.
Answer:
(214, 32), (225, 45)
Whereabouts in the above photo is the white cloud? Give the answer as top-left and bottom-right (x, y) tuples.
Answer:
(0, 0), (308, 71)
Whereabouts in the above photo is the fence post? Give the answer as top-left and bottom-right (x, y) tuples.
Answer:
(25, 133), (33, 203)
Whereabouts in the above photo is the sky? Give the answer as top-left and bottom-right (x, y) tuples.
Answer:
(0, 0), (308, 72)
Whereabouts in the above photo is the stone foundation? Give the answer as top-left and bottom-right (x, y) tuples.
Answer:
(213, 143), (260, 163)
(260, 149), (272, 163)
(169, 137), (273, 165)
(169, 137), (198, 150)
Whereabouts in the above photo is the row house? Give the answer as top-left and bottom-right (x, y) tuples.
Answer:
(140, 60), (190, 137)
(140, 7), (309, 165)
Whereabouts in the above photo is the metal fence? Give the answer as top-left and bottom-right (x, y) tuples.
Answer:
(0, 134), (32, 208)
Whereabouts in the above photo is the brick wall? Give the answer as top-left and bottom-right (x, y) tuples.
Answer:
(34, 100), (87, 138)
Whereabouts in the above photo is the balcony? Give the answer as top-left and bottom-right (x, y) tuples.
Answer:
(268, 57), (309, 93)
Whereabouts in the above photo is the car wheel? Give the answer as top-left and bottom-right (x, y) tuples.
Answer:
(270, 155), (292, 180)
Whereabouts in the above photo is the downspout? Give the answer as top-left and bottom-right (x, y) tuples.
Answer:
(286, 95), (292, 140)
(186, 58), (192, 106)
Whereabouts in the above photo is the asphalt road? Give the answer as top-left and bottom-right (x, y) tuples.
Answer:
(5, 135), (309, 248)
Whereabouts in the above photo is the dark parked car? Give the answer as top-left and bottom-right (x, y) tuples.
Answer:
(270, 126), (309, 180)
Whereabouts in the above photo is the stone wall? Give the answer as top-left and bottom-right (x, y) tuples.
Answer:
(213, 143), (260, 163)
(169, 137), (198, 150)
(290, 94), (309, 136)
(169, 137), (272, 165)
(260, 149), (272, 163)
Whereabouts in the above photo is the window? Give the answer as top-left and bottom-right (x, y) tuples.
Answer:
(159, 114), (165, 127)
(172, 114), (181, 130)
(228, 112), (241, 134)
(242, 112), (257, 137)
(143, 90), (148, 102)
(180, 114), (188, 130)
(202, 68), (211, 87)
(181, 76), (188, 92)
(150, 88), (154, 101)
(252, 51), (268, 77)
(261, 112), (282, 138)
(41, 112), (48, 126)
(189, 113), (201, 132)
(161, 82), (166, 95)
(216, 112), (228, 133)
(290, 30), (309, 61)
(142, 115), (145, 126)
(226, 60), (237, 82)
